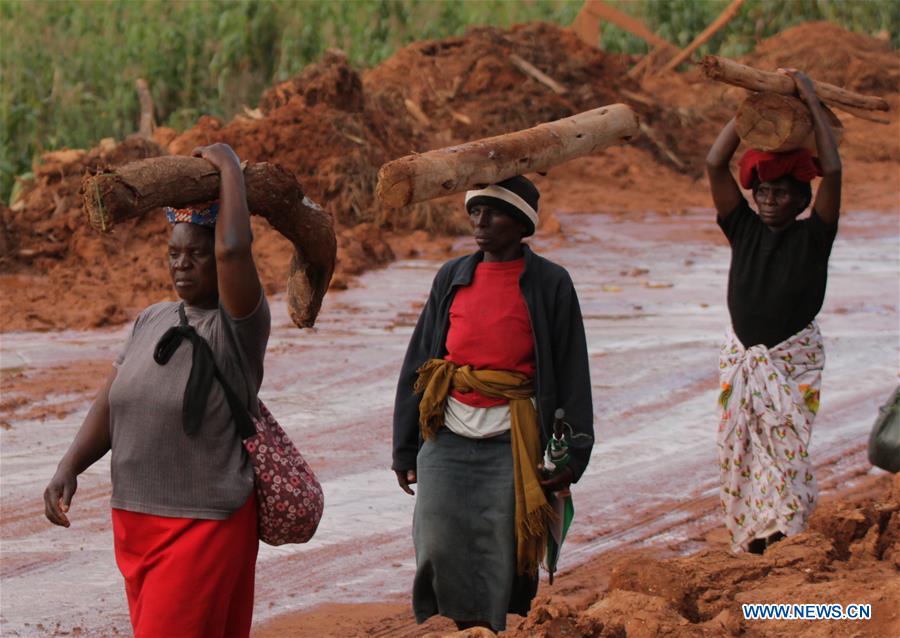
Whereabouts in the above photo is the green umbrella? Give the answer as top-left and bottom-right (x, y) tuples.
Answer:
(543, 408), (575, 585)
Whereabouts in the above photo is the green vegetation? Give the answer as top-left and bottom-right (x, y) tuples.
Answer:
(600, 0), (898, 57)
(1, 0), (896, 203)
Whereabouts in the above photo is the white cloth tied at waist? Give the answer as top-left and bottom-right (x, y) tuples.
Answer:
(717, 321), (824, 552)
(444, 396), (537, 439)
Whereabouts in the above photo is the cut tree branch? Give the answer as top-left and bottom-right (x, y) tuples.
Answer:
(509, 54), (567, 95)
(580, 1), (673, 49)
(376, 104), (639, 209)
(700, 56), (890, 114)
(661, 0), (745, 73)
(735, 92), (843, 153)
(135, 79), (155, 139)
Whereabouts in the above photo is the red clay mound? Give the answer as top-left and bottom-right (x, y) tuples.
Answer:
(1, 23), (671, 331)
(510, 474), (900, 638)
(364, 22), (697, 171)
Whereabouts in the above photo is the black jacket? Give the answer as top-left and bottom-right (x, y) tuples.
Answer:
(392, 244), (594, 482)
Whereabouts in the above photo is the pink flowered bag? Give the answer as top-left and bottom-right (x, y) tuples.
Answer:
(243, 400), (324, 545)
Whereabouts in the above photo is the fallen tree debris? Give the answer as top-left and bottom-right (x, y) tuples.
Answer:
(135, 79), (156, 140)
(509, 54), (567, 95)
(661, 0), (745, 73)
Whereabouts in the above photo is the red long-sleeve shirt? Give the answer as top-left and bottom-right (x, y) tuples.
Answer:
(445, 258), (535, 408)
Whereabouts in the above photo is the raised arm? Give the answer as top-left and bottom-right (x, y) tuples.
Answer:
(44, 368), (116, 527)
(782, 69), (842, 225)
(706, 118), (743, 219)
(192, 144), (262, 318)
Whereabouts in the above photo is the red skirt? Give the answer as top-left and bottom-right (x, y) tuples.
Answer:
(112, 494), (258, 638)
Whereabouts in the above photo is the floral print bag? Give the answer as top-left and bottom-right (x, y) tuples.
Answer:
(217, 313), (324, 546)
(242, 399), (324, 545)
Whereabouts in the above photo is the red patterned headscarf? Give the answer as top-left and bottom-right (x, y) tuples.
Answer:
(738, 149), (822, 190)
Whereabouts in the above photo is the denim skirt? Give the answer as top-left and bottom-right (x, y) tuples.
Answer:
(412, 428), (537, 631)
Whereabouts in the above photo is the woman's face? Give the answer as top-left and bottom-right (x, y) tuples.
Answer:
(469, 204), (526, 255)
(752, 177), (808, 229)
(167, 223), (218, 308)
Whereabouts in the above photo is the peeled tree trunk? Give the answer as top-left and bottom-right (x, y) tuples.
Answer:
(82, 156), (336, 329)
(376, 104), (639, 209)
(735, 92), (843, 153)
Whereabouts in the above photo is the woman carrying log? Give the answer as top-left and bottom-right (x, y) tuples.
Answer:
(43, 143), (269, 637)
(392, 176), (594, 630)
(706, 69), (841, 554)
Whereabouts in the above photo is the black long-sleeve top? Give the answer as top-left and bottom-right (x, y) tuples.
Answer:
(392, 244), (595, 482)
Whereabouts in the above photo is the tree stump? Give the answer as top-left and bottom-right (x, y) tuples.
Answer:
(736, 92), (843, 153)
(82, 156), (336, 328)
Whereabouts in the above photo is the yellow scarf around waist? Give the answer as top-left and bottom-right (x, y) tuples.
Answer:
(414, 358), (551, 576)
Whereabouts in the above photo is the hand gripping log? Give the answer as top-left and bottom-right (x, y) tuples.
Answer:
(376, 104), (640, 209)
(82, 156), (336, 329)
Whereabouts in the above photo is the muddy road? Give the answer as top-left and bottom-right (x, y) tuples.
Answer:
(1, 210), (897, 636)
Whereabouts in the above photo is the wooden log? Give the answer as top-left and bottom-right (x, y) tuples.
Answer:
(376, 104), (639, 209)
(135, 79), (155, 139)
(82, 157), (336, 329)
(736, 92), (810, 152)
(660, 0), (744, 73)
(570, 4), (600, 48)
(509, 54), (567, 95)
(829, 102), (891, 124)
(700, 55), (890, 113)
(735, 92), (843, 153)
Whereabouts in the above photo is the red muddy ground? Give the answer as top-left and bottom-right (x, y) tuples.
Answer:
(254, 474), (900, 638)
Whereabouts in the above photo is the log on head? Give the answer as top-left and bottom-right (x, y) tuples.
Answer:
(376, 104), (639, 209)
(81, 157), (336, 329)
(735, 92), (843, 153)
(242, 164), (337, 329)
(700, 55), (890, 114)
